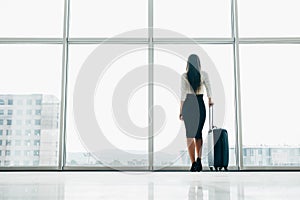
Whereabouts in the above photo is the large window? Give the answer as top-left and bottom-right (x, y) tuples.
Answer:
(1, 0), (300, 170)
(65, 44), (148, 167)
(0, 0), (64, 37)
(154, 0), (231, 38)
(239, 44), (300, 166)
(69, 0), (148, 38)
(153, 44), (236, 168)
(238, 0), (300, 37)
(0, 45), (62, 167)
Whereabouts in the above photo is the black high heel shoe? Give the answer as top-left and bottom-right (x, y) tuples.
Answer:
(196, 157), (202, 172)
(190, 162), (197, 172)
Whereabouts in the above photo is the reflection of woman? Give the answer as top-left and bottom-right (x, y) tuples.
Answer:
(180, 54), (213, 172)
(188, 183), (203, 200)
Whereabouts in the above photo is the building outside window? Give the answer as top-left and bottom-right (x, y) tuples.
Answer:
(15, 130), (22, 136)
(34, 120), (41, 126)
(4, 160), (10, 166)
(7, 119), (12, 126)
(16, 110), (23, 115)
(26, 99), (32, 105)
(5, 150), (11, 156)
(35, 99), (42, 105)
(8, 99), (13, 105)
(34, 140), (40, 146)
(7, 110), (13, 115)
(15, 140), (21, 146)
(24, 150), (31, 156)
(34, 130), (41, 136)
(34, 150), (40, 156)
(35, 110), (41, 115)
(24, 140), (31, 146)
(6, 130), (12, 136)
(25, 120), (31, 125)
(15, 150), (21, 156)
(6, 140), (12, 146)
(25, 130), (31, 136)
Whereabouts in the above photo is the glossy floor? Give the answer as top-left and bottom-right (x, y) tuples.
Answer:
(0, 172), (300, 199)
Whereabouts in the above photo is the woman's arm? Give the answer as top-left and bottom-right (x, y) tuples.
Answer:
(203, 72), (214, 106)
(180, 74), (187, 120)
(179, 101), (184, 120)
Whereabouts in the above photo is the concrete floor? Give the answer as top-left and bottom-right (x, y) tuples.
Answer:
(0, 172), (300, 199)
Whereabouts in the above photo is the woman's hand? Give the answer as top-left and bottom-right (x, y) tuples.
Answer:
(179, 113), (183, 121)
(208, 98), (214, 107)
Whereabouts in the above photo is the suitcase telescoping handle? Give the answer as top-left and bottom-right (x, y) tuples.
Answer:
(209, 105), (214, 131)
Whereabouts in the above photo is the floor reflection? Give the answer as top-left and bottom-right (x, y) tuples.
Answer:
(0, 182), (64, 200)
(0, 172), (299, 200)
(187, 181), (232, 200)
(188, 183), (204, 200)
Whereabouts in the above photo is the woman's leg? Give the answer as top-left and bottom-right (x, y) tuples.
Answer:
(195, 138), (203, 159)
(195, 95), (206, 160)
(195, 138), (203, 171)
(186, 138), (195, 163)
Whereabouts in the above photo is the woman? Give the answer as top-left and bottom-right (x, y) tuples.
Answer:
(179, 54), (213, 172)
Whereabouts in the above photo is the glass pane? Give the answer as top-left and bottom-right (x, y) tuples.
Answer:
(238, 0), (300, 37)
(0, 44), (62, 167)
(240, 44), (300, 166)
(154, 0), (231, 38)
(70, 0), (148, 37)
(153, 44), (236, 169)
(0, 0), (64, 37)
(66, 44), (148, 167)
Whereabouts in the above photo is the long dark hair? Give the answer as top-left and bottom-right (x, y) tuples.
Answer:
(187, 54), (201, 92)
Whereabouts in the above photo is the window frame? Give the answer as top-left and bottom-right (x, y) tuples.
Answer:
(0, 0), (300, 171)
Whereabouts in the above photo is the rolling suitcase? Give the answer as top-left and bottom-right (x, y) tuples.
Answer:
(207, 106), (229, 171)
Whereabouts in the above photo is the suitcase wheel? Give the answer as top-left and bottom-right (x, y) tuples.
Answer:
(224, 167), (228, 171)
(214, 167), (218, 171)
(209, 167), (214, 171)
(218, 167), (223, 171)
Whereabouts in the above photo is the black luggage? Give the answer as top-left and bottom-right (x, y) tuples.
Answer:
(207, 106), (229, 171)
